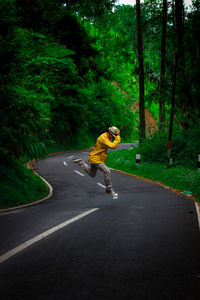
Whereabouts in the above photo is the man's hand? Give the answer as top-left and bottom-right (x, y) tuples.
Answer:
(116, 128), (120, 136)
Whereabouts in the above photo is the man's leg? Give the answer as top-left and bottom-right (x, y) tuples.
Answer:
(78, 160), (97, 177)
(96, 163), (112, 191)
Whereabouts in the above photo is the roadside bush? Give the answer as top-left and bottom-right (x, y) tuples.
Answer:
(107, 150), (200, 202)
(132, 131), (168, 164)
(178, 124), (200, 166)
(130, 124), (200, 168)
(0, 158), (47, 209)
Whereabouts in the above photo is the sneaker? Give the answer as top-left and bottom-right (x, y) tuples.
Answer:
(71, 157), (83, 163)
(106, 189), (118, 198)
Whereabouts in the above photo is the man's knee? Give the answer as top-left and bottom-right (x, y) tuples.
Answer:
(104, 168), (111, 176)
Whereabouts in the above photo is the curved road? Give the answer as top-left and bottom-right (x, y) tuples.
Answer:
(0, 145), (200, 299)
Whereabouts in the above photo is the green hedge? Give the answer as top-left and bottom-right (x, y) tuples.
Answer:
(0, 159), (47, 209)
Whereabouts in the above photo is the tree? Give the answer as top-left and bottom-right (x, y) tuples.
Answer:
(167, 52), (177, 165)
(175, 0), (189, 128)
(136, 0), (145, 142)
(65, 0), (116, 22)
(159, 0), (167, 130)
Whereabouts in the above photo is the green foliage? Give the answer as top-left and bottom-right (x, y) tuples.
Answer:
(0, 158), (47, 209)
(65, 0), (117, 20)
(133, 132), (168, 164)
(124, 124), (200, 168)
(87, 5), (138, 95)
(107, 151), (200, 202)
(0, 1), (136, 163)
(175, 124), (200, 165)
(23, 142), (47, 162)
(1, 0), (200, 208)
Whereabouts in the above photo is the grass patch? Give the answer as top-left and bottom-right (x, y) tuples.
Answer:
(0, 140), (94, 209)
(107, 149), (200, 202)
(0, 159), (47, 209)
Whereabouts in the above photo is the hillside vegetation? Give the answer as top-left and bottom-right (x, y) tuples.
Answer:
(0, 0), (200, 208)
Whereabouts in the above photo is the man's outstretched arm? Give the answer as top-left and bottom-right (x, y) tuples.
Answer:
(99, 135), (121, 149)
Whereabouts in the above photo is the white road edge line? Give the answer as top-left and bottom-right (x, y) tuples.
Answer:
(74, 170), (85, 177)
(0, 172), (53, 213)
(0, 208), (99, 264)
(195, 202), (200, 232)
(97, 183), (106, 189)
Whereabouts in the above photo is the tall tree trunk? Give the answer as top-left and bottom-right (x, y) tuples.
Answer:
(175, 0), (188, 128)
(193, 0), (200, 74)
(175, 0), (185, 74)
(136, 0), (145, 143)
(159, 0), (167, 130)
(172, 0), (175, 27)
(167, 52), (177, 165)
(148, 42), (151, 71)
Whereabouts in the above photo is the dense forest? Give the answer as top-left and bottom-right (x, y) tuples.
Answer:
(0, 0), (200, 207)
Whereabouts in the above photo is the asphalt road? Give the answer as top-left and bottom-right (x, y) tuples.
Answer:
(0, 145), (200, 300)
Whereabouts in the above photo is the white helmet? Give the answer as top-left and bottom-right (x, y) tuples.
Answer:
(108, 126), (120, 138)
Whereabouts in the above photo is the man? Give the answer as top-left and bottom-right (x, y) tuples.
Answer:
(71, 126), (121, 197)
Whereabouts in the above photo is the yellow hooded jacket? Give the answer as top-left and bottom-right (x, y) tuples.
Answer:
(88, 132), (121, 164)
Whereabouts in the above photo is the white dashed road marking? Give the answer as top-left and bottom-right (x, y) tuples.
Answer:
(74, 170), (85, 177)
(63, 161), (67, 166)
(68, 155), (74, 160)
(0, 208), (99, 264)
(97, 183), (106, 189)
